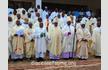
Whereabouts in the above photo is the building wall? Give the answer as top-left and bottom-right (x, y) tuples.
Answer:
(43, 0), (101, 11)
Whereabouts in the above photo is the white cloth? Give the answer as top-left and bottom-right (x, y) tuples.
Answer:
(90, 17), (97, 27)
(80, 17), (89, 24)
(86, 11), (91, 17)
(49, 11), (58, 20)
(34, 27), (47, 56)
(76, 28), (91, 59)
(28, 7), (34, 13)
(59, 16), (67, 28)
(42, 10), (48, 20)
(62, 24), (75, 52)
(92, 27), (101, 56)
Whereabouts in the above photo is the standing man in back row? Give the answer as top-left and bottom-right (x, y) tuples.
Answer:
(92, 19), (101, 57)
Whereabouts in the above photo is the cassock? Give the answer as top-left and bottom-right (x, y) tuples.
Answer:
(33, 21), (40, 29)
(59, 16), (67, 28)
(28, 18), (34, 24)
(24, 27), (35, 58)
(92, 27), (101, 56)
(34, 27), (47, 59)
(48, 22), (62, 60)
(76, 25), (91, 59)
(28, 7), (34, 13)
(86, 11), (91, 17)
(42, 10), (48, 20)
(11, 25), (25, 59)
(62, 23), (75, 58)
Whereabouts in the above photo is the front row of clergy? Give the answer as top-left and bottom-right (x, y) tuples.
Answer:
(8, 16), (101, 62)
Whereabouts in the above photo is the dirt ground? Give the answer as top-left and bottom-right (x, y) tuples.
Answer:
(8, 57), (101, 70)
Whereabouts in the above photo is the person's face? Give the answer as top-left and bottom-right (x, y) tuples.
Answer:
(58, 14), (60, 18)
(39, 23), (43, 28)
(36, 13), (40, 17)
(45, 8), (48, 11)
(13, 10), (17, 15)
(38, 18), (42, 22)
(54, 22), (58, 27)
(8, 17), (12, 22)
(37, 5), (40, 9)
(62, 13), (65, 17)
(17, 14), (21, 19)
(67, 21), (71, 26)
(81, 24), (85, 28)
(55, 8), (58, 12)
(97, 21), (101, 27)
(27, 13), (31, 18)
(46, 15), (49, 19)
(16, 21), (21, 26)
(29, 23), (32, 28)
(22, 10), (25, 15)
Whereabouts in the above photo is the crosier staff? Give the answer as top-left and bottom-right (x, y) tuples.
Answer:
(72, 17), (77, 59)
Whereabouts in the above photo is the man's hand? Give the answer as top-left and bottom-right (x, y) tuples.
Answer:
(68, 32), (71, 36)
(82, 38), (88, 41)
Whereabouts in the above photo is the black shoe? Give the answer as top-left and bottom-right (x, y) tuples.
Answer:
(13, 59), (18, 62)
(95, 56), (101, 58)
(37, 58), (40, 62)
(63, 58), (69, 60)
(79, 58), (87, 60)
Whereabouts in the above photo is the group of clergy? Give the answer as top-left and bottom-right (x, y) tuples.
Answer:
(8, 6), (101, 62)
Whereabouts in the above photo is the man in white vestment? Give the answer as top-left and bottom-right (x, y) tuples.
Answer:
(90, 15), (97, 27)
(62, 16), (75, 59)
(59, 12), (67, 29)
(34, 22), (47, 62)
(48, 18), (62, 60)
(24, 23), (35, 59)
(92, 19), (101, 57)
(11, 20), (25, 60)
(8, 16), (14, 59)
(49, 8), (58, 21)
(76, 22), (91, 60)
(42, 6), (48, 20)
(37, 5), (43, 17)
